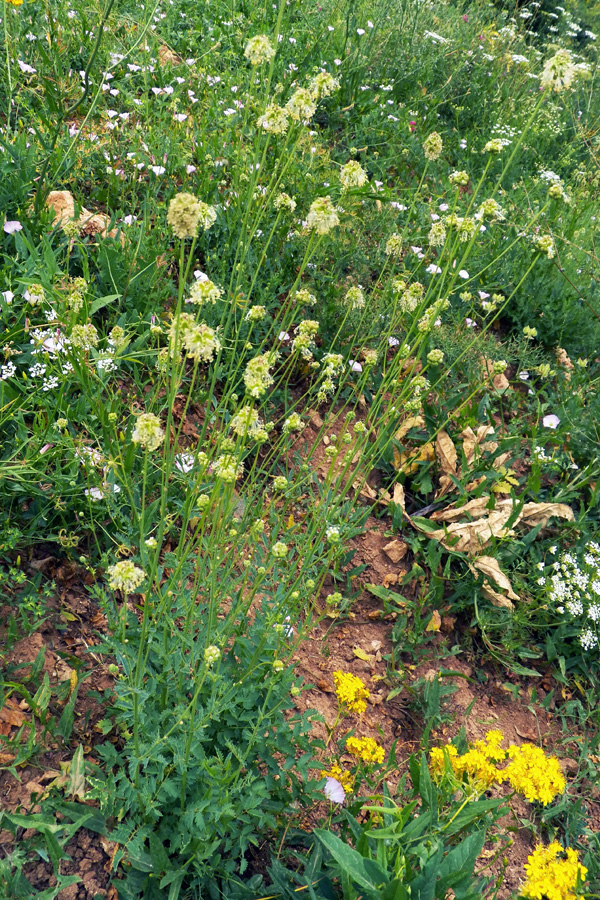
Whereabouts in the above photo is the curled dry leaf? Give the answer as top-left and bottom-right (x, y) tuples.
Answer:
(430, 495), (497, 523)
(435, 473), (455, 499)
(394, 441), (435, 474)
(480, 584), (515, 610)
(520, 502), (575, 528)
(46, 190), (124, 244)
(394, 414), (425, 442)
(493, 373), (510, 392)
(428, 508), (519, 553)
(393, 482), (406, 512)
(460, 424), (497, 466)
(158, 45), (182, 65)
(471, 556), (520, 600)
(435, 430), (457, 475)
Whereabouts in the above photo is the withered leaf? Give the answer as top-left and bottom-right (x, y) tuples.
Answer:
(435, 430), (458, 475)
(426, 610), (442, 632)
(394, 415), (425, 442)
(481, 584), (515, 610)
(520, 502), (575, 529)
(471, 556), (520, 600)
(393, 441), (435, 475)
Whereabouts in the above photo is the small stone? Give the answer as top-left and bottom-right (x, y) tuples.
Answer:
(382, 540), (408, 563)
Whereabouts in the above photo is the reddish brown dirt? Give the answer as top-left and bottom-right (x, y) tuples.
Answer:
(0, 557), (115, 898)
(1, 524), (597, 899)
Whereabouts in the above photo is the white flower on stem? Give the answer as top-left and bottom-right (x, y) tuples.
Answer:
(542, 414), (560, 429)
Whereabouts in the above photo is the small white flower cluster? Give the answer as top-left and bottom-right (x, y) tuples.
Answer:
(317, 352), (344, 403)
(244, 351), (278, 398)
(546, 542), (600, 651)
(292, 319), (319, 359)
(187, 278), (223, 306)
(230, 405), (268, 442)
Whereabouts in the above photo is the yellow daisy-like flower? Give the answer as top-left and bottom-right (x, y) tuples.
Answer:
(333, 671), (370, 715)
(522, 842), (586, 900)
(6, 0), (24, 6)
(346, 736), (385, 765)
(320, 764), (353, 793)
(504, 743), (566, 805)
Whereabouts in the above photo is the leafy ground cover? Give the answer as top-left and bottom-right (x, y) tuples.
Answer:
(1, 0), (600, 897)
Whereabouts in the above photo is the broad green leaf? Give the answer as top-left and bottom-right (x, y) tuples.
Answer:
(315, 829), (388, 895)
(90, 293), (121, 314)
(67, 745), (86, 799)
(33, 673), (51, 713)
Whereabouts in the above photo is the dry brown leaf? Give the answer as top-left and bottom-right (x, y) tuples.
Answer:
(158, 45), (182, 65)
(430, 496), (494, 523)
(480, 441), (499, 455)
(394, 441), (435, 474)
(46, 190), (124, 244)
(428, 507), (520, 553)
(492, 452), (510, 469)
(0, 698), (27, 735)
(435, 473), (455, 499)
(395, 415), (425, 442)
(24, 781), (45, 797)
(476, 425), (495, 443)
(382, 573), (400, 588)
(461, 424), (498, 468)
(520, 502), (575, 529)
(481, 584), (515, 610)
(393, 483), (406, 511)
(382, 540), (408, 563)
(359, 483), (378, 502)
(435, 430), (457, 475)
(465, 476), (486, 491)
(460, 426), (477, 467)
(471, 556), (520, 600)
(493, 373), (510, 392)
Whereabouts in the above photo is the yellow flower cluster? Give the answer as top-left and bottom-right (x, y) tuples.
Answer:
(522, 843), (587, 900)
(320, 764), (353, 793)
(346, 736), (385, 765)
(333, 671), (370, 715)
(430, 730), (504, 789)
(430, 731), (566, 804)
(6, 0), (23, 6)
(504, 743), (566, 806)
